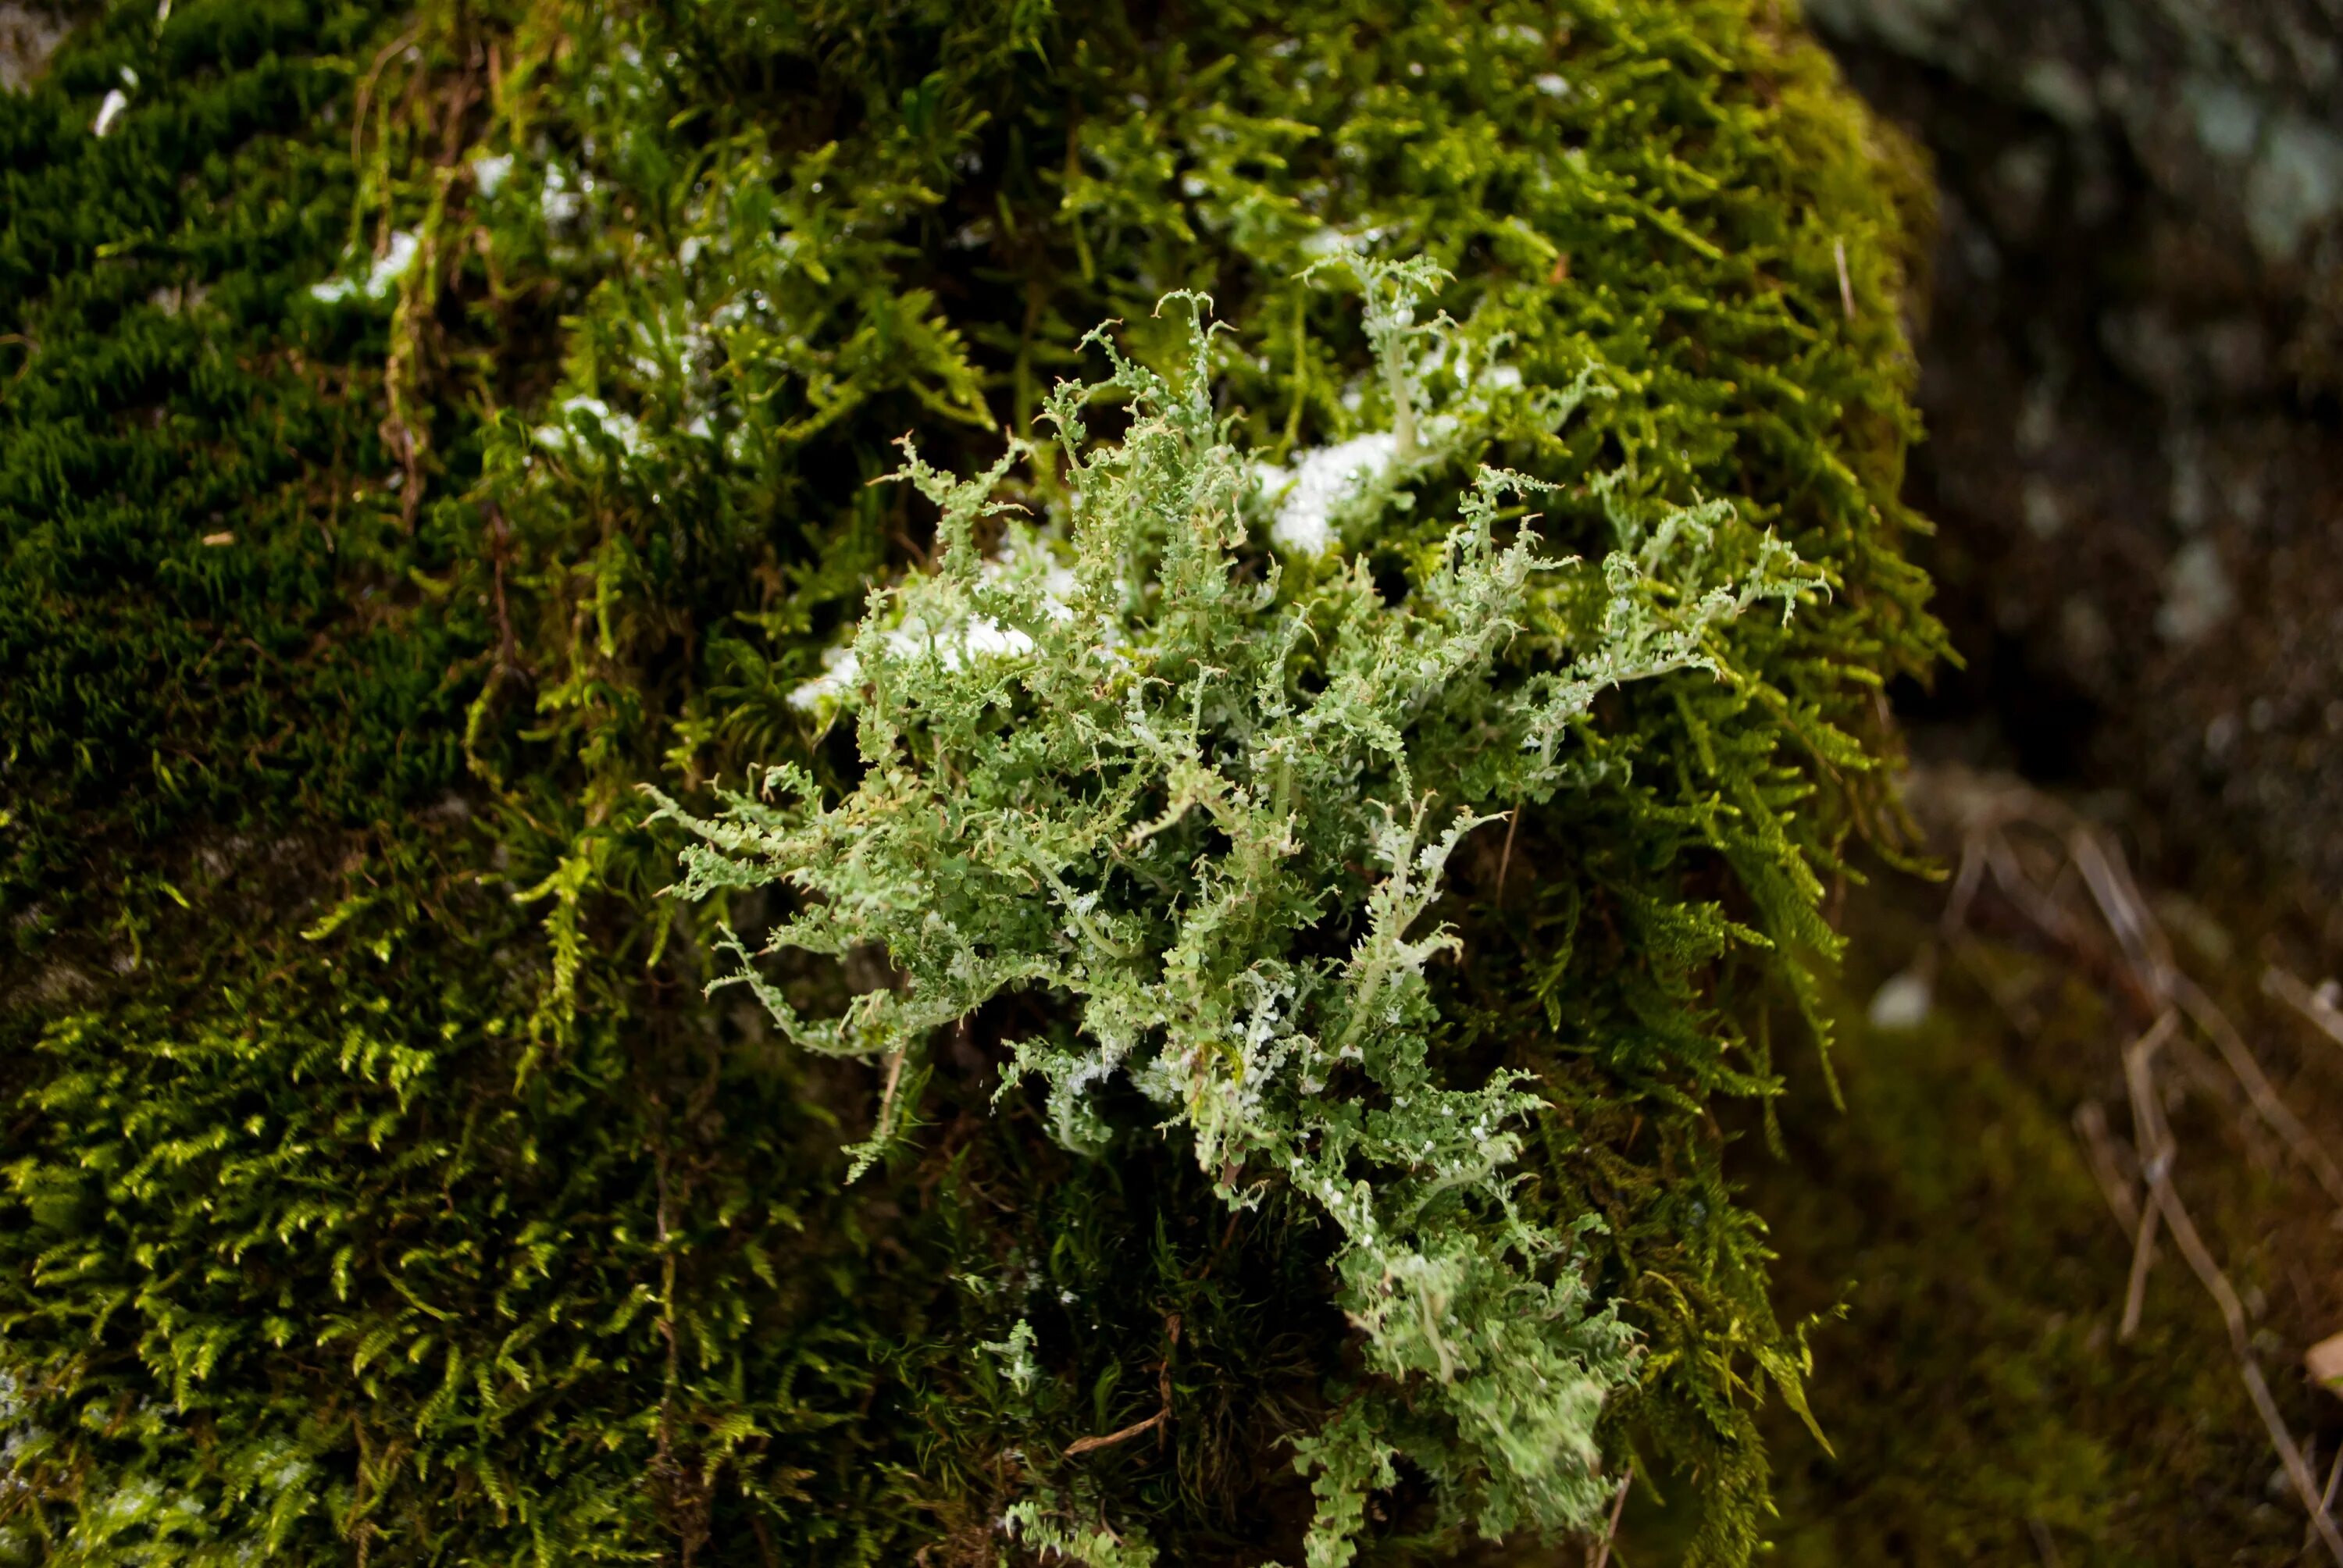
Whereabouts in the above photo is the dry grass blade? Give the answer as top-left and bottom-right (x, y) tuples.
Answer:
(2117, 1199), (2163, 1343)
(1981, 832), (2089, 953)
(2117, 1014), (2178, 1342)
(1915, 771), (2343, 1562)
(2266, 965), (2343, 1053)
(2316, 1445), (2343, 1557)
(2067, 829), (2174, 1002)
(2052, 814), (2341, 1206)
(2123, 1020), (2343, 1565)
(2072, 1100), (2142, 1238)
(2171, 973), (2343, 1209)
(1496, 804), (1521, 903)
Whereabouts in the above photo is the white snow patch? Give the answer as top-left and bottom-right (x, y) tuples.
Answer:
(369, 230), (421, 293)
(1253, 433), (1400, 555)
(540, 164), (583, 225)
(308, 230), (420, 304)
(788, 643), (863, 712)
(788, 615), (1037, 713)
(533, 394), (645, 455)
(958, 615), (1036, 660)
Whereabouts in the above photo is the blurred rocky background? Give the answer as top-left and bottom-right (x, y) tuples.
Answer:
(1729, 4), (2343, 1560)
(1809, 0), (2343, 928)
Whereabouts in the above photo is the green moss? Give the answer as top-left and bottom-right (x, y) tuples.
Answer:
(1, 2), (1939, 1563)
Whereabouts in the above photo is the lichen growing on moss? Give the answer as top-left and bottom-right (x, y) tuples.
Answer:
(0, 2), (1938, 1563)
(651, 275), (1835, 1561)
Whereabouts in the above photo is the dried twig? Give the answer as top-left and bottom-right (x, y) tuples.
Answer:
(2151, 1027), (2287, 1176)
(868, 1047), (908, 1152)
(1981, 834), (2078, 945)
(351, 23), (423, 191)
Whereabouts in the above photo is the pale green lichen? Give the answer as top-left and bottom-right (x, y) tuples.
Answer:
(651, 271), (1824, 1563)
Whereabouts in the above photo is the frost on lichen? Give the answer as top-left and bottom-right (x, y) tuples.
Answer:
(651, 274), (1822, 1562)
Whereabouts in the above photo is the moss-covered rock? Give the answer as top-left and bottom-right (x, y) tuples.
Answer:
(0, 2), (1937, 1562)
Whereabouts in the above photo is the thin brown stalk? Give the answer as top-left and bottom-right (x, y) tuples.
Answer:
(1064, 1408), (1167, 1458)
(1066, 1359), (1174, 1458)
(351, 25), (423, 183)
(2168, 1029), (2291, 1178)
(872, 1047), (908, 1145)
(1589, 1461), (1633, 1568)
